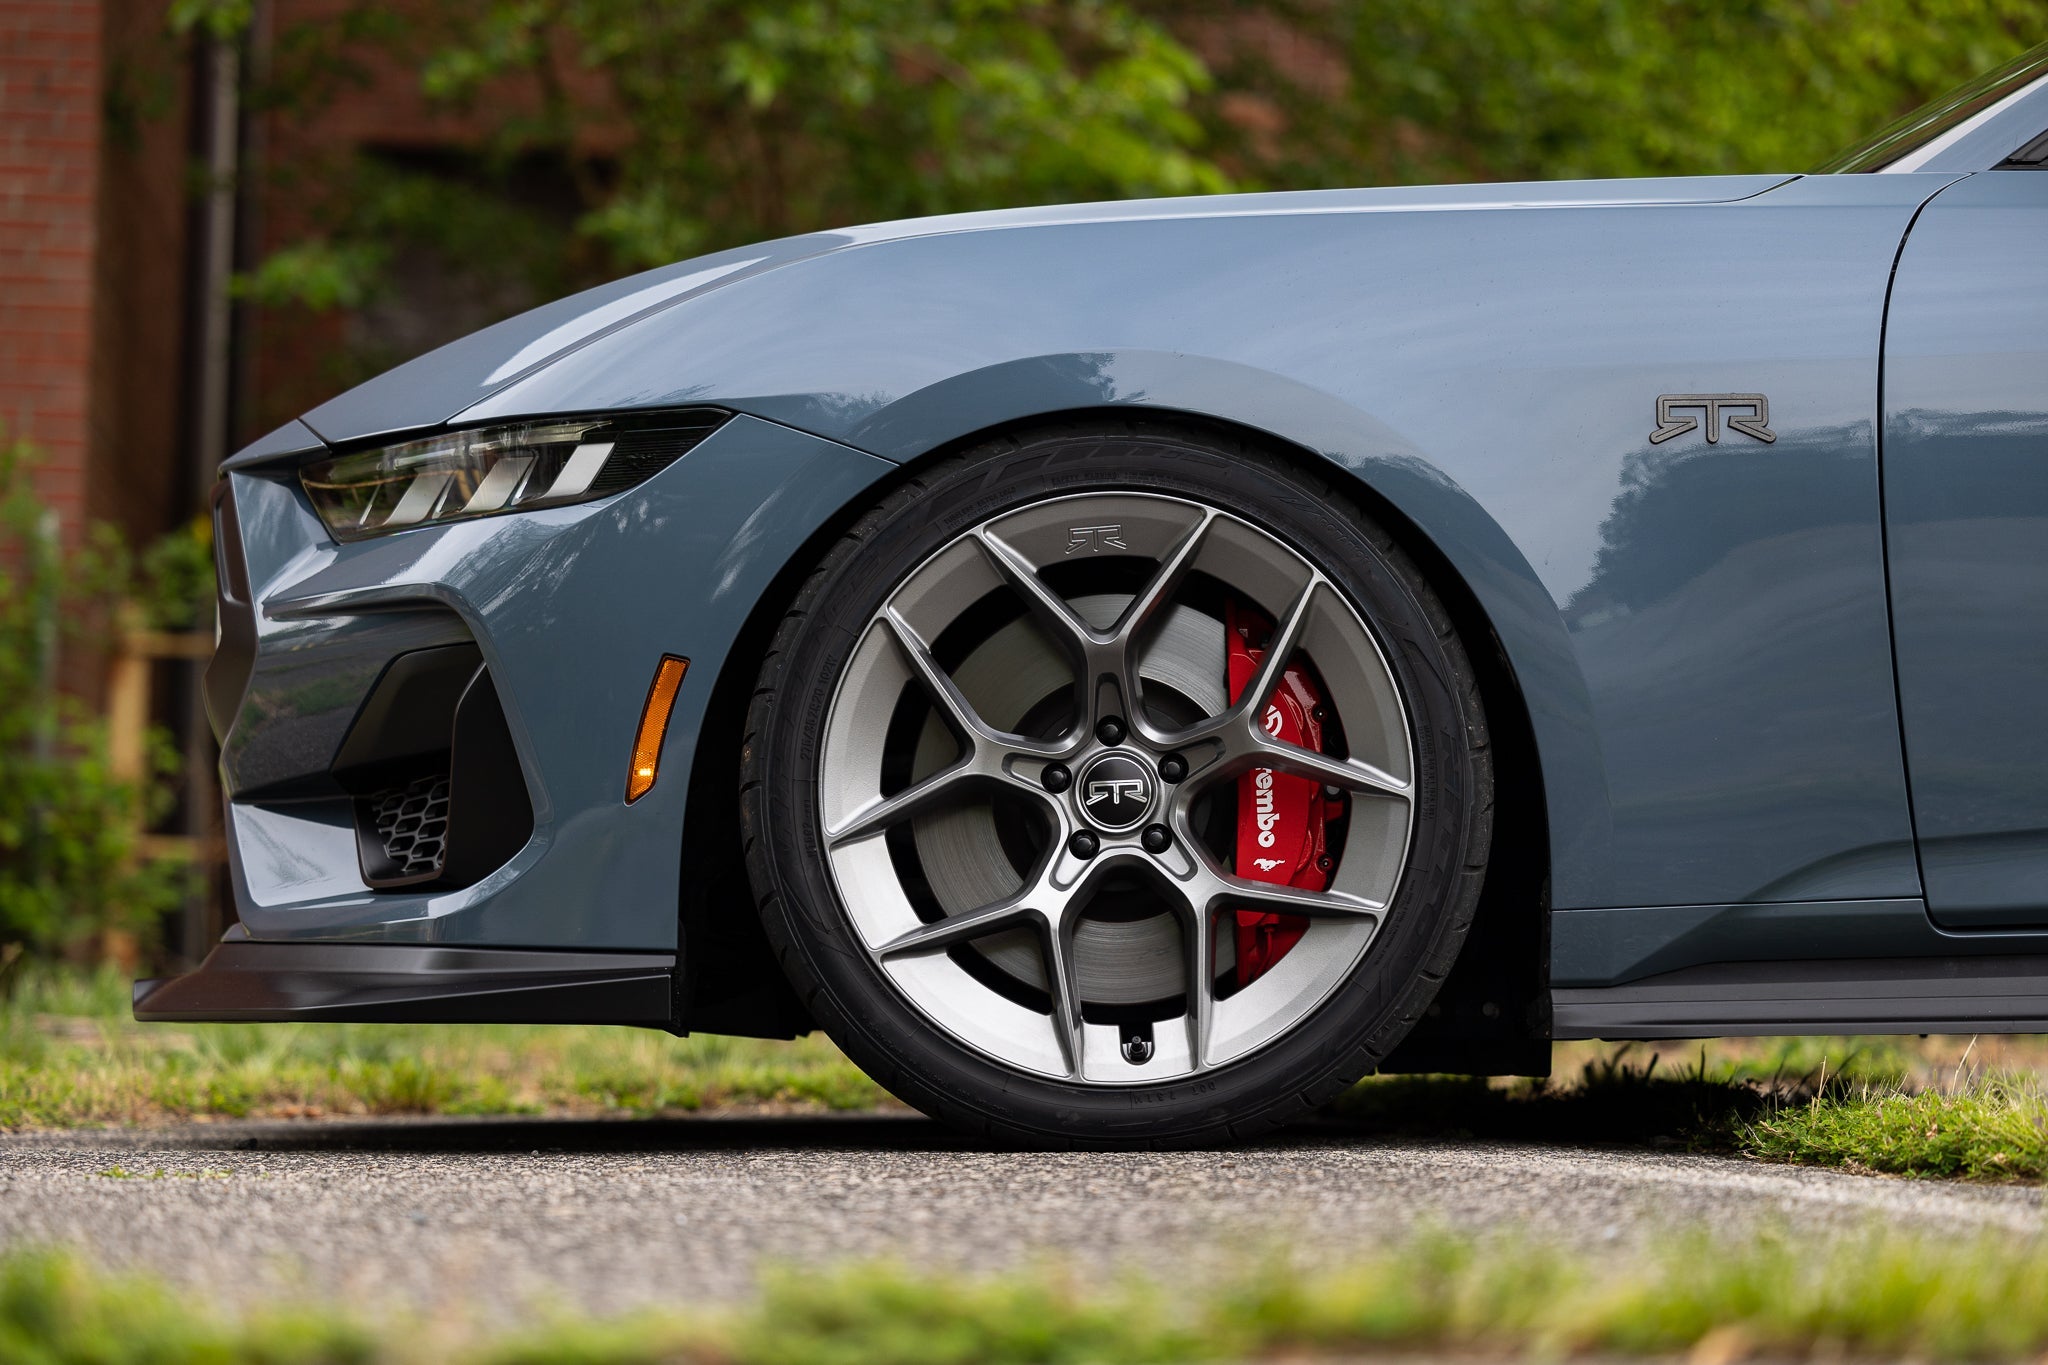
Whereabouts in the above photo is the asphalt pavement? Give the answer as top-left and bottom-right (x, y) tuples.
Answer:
(2, 1115), (2043, 1320)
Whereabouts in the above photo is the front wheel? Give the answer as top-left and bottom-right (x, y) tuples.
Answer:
(741, 424), (1491, 1146)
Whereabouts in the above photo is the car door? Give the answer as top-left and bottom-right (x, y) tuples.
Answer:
(1884, 168), (2048, 928)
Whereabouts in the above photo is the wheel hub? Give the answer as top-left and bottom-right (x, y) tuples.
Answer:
(1073, 750), (1156, 833)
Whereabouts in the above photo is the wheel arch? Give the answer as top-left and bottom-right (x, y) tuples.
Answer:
(830, 349), (1602, 901)
(681, 396), (1559, 1064)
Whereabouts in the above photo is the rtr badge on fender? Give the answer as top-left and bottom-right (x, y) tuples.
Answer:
(1649, 393), (1777, 445)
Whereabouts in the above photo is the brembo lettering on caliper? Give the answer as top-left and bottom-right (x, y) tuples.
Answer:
(1225, 600), (1333, 985)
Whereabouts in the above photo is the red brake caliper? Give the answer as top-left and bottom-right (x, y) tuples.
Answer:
(1225, 599), (1331, 986)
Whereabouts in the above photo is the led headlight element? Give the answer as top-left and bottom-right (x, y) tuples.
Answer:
(300, 412), (726, 542)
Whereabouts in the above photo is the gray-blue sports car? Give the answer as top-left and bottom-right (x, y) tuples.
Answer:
(137, 43), (2048, 1145)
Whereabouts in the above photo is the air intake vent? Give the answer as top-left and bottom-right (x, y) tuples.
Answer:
(338, 645), (535, 892)
(365, 772), (452, 883)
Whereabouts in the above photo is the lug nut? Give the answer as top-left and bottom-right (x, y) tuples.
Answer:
(1068, 830), (1100, 859)
(1096, 716), (1126, 746)
(1043, 763), (1071, 793)
(1141, 824), (1172, 854)
(1159, 753), (1187, 783)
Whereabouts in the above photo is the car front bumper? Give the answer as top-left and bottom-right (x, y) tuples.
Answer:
(192, 413), (891, 966)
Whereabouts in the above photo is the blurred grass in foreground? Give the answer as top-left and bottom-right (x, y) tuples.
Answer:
(15, 1226), (2048, 1362)
(0, 965), (885, 1129)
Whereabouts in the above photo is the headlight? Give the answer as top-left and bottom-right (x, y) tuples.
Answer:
(300, 411), (728, 542)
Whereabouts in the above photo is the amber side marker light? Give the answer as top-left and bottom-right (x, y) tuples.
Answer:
(627, 655), (689, 802)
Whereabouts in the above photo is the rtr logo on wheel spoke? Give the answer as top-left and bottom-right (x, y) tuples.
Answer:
(1064, 524), (1128, 554)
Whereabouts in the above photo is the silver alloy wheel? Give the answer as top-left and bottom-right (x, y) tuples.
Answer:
(818, 492), (1416, 1084)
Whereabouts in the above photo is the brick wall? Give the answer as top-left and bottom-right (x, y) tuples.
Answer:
(0, 0), (103, 544)
(90, 0), (189, 537)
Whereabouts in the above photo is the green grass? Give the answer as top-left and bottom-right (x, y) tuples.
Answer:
(18, 1227), (2048, 1362)
(0, 965), (886, 1130)
(1744, 1074), (2048, 1181)
(14, 966), (2048, 1184)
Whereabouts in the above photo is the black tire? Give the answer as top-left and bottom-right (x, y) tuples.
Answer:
(739, 422), (1492, 1146)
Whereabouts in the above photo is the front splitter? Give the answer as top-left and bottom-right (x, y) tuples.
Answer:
(134, 935), (677, 1026)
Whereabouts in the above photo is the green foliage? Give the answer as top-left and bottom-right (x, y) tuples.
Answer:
(227, 0), (2048, 401)
(1208, 0), (2048, 187)
(0, 440), (200, 959)
(135, 513), (216, 632)
(165, 0), (252, 41)
(417, 0), (1227, 264)
(231, 157), (584, 347)
(232, 0), (1228, 374)
(236, 238), (387, 313)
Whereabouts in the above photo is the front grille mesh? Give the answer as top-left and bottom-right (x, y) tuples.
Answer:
(367, 773), (451, 881)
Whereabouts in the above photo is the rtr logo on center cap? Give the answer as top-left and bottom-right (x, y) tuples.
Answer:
(1077, 753), (1153, 831)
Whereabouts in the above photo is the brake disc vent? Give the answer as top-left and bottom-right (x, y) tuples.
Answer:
(364, 772), (451, 883)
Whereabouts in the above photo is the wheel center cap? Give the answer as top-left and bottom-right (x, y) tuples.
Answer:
(1076, 751), (1155, 832)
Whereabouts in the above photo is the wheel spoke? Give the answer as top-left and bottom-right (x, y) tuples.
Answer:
(825, 762), (981, 845)
(877, 608), (1068, 761)
(1210, 872), (1384, 922)
(1248, 738), (1410, 800)
(1230, 577), (1321, 728)
(1109, 510), (1217, 726)
(1132, 577), (1322, 758)
(878, 609), (998, 742)
(1132, 706), (1234, 758)
(973, 529), (1097, 656)
(1182, 901), (1215, 1071)
(1112, 508), (1216, 643)
(1040, 918), (1086, 1078)
(876, 898), (1039, 960)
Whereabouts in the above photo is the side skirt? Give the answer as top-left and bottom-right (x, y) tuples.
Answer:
(1553, 955), (2048, 1039)
(134, 938), (676, 1026)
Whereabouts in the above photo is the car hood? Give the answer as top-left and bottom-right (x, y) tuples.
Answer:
(273, 173), (1797, 451)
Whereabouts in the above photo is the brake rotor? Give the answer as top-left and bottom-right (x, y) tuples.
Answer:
(909, 593), (1225, 1005)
